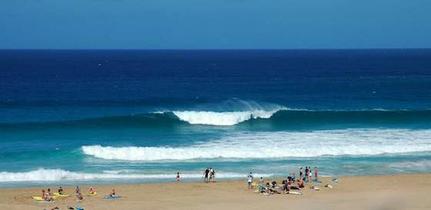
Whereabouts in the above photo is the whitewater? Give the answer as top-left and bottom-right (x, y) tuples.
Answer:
(2, 49), (431, 186)
(82, 129), (431, 161)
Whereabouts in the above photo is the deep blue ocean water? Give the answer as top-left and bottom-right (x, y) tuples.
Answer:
(0, 49), (431, 187)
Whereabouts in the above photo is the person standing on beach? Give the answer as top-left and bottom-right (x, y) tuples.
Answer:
(308, 166), (312, 182)
(176, 171), (181, 182)
(247, 172), (254, 189)
(299, 167), (303, 180)
(204, 168), (210, 182)
(314, 167), (318, 181)
(259, 177), (264, 185)
(304, 167), (309, 182)
(210, 168), (216, 182)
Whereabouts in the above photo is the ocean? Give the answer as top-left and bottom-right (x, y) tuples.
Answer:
(0, 49), (430, 187)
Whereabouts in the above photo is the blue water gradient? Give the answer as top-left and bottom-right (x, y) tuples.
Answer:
(0, 49), (430, 187)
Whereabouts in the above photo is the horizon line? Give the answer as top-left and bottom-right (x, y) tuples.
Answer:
(0, 48), (431, 51)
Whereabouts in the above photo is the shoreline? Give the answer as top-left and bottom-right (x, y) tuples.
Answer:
(1, 173), (430, 210)
(0, 171), (425, 189)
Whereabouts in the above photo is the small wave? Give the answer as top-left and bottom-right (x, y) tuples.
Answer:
(0, 169), (271, 182)
(82, 129), (431, 161)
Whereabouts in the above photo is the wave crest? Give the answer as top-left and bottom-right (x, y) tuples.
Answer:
(172, 109), (284, 126)
(170, 99), (287, 126)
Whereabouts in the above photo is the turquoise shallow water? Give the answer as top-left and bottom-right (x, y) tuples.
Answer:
(0, 49), (431, 187)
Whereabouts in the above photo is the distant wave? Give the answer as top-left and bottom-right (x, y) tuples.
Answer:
(172, 109), (285, 126)
(2, 109), (431, 129)
(0, 168), (271, 182)
(171, 99), (287, 125)
(82, 129), (431, 161)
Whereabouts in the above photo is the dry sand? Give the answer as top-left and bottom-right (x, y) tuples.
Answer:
(0, 173), (430, 210)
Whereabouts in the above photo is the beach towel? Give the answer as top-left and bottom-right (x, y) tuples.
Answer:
(104, 195), (121, 199)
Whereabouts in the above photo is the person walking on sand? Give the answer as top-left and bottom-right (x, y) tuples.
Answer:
(247, 172), (254, 189)
(176, 171), (181, 182)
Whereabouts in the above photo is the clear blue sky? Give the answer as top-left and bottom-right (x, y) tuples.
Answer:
(0, 0), (430, 49)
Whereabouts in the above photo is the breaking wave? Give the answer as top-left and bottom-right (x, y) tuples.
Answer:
(172, 109), (285, 126)
(0, 168), (271, 182)
(82, 129), (431, 161)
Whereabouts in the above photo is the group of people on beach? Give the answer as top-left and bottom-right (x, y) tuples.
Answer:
(247, 166), (320, 195)
(175, 167), (216, 183)
(299, 166), (319, 182)
(38, 186), (118, 202)
(203, 167), (216, 182)
(40, 188), (55, 201)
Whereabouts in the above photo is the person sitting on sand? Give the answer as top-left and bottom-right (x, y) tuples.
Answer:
(75, 186), (83, 200)
(42, 189), (53, 201)
(89, 187), (96, 195)
(58, 186), (64, 195)
(297, 179), (305, 188)
(266, 181), (281, 194)
(271, 181), (277, 188)
(76, 192), (84, 201)
(111, 188), (116, 196)
(47, 188), (53, 196)
(41, 189), (46, 200)
(265, 182), (272, 194)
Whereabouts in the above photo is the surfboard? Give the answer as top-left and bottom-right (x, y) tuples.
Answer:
(53, 192), (70, 198)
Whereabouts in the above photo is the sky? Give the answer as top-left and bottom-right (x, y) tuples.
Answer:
(0, 0), (430, 49)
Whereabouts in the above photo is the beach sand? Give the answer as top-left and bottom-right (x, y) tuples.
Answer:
(0, 173), (430, 210)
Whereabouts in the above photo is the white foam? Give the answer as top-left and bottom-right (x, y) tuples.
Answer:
(172, 109), (284, 126)
(0, 169), (270, 182)
(389, 160), (431, 171)
(82, 129), (431, 161)
(162, 99), (288, 126)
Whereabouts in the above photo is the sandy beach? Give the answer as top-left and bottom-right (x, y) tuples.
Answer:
(0, 173), (430, 210)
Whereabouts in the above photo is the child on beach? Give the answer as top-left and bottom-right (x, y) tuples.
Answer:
(247, 172), (254, 189)
(176, 171), (181, 182)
